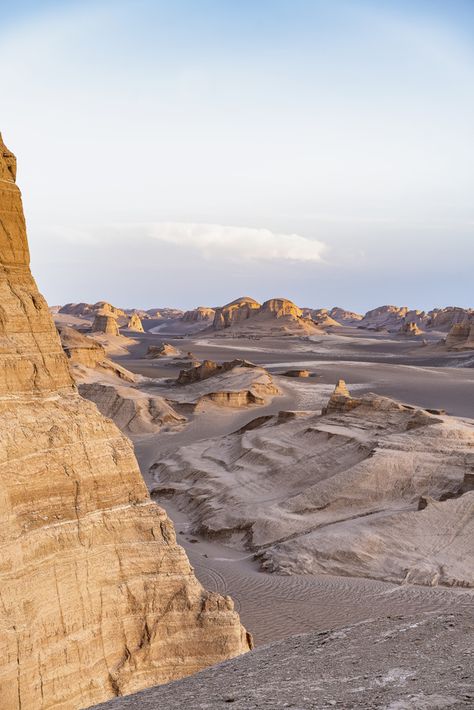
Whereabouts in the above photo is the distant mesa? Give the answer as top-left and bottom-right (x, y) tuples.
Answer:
(182, 306), (216, 323)
(212, 296), (261, 330)
(304, 308), (342, 328)
(211, 296), (324, 335)
(59, 300), (126, 320)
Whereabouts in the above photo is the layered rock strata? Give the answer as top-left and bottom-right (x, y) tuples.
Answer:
(0, 135), (250, 710)
(92, 312), (120, 336)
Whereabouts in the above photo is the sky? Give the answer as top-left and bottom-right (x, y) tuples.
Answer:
(1, 0), (473, 312)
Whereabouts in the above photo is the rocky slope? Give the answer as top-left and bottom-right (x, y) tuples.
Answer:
(93, 611), (474, 710)
(152, 382), (474, 587)
(0, 135), (250, 710)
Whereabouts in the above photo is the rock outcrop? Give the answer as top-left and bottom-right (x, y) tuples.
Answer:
(92, 312), (120, 336)
(126, 313), (144, 332)
(58, 324), (107, 368)
(152, 380), (474, 587)
(329, 307), (363, 324)
(0, 135), (250, 709)
(212, 297), (323, 335)
(177, 359), (256, 385)
(79, 382), (186, 434)
(59, 301), (126, 321)
(445, 318), (474, 350)
(399, 321), (423, 336)
(212, 296), (261, 330)
(182, 306), (215, 323)
(146, 343), (180, 358)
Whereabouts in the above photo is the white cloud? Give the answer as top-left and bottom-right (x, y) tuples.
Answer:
(142, 222), (326, 263)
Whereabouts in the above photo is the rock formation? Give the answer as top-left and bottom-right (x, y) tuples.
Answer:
(145, 308), (184, 320)
(182, 306), (216, 323)
(306, 308), (341, 327)
(282, 369), (310, 378)
(126, 313), (144, 332)
(162, 360), (280, 408)
(329, 307), (363, 324)
(0, 135), (250, 709)
(399, 321), (423, 336)
(58, 325), (138, 385)
(445, 318), (474, 350)
(92, 311), (120, 336)
(59, 301), (126, 320)
(152, 381), (474, 587)
(177, 359), (256, 385)
(92, 611), (474, 710)
(212, 296), (261, 330)
(79, 382), (186, 434)
(146, 343), (180, 358)
(212, 297), (323, 335)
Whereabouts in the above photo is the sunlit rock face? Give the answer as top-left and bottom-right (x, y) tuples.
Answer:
(0, 135), (251, 710)
(212, 296), (261, 329)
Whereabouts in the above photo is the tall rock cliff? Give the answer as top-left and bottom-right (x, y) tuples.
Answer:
(0, 135), (250, 710)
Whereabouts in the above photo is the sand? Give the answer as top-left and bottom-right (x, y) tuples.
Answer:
(80, 324), (474, 647)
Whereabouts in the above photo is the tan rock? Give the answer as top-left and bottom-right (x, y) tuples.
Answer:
(0, 135), (250, 710)
(153, 388), (474, 587)
(146, 343), (180, 358)
(399, 321), (423, 336)
(92, 312), (120, 336)
(282, 369), (311, 378)
(126, 313), (144, 332)
(212, 296), (261, 330)
(182, 306), (216, 323)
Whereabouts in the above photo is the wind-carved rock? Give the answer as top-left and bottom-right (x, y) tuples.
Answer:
(0, 135), (251, 710)
(92, 311), (120, 335)
(126, 313), (144, 332)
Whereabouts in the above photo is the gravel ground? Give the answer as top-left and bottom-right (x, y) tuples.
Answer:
(93, 611), (474, 710)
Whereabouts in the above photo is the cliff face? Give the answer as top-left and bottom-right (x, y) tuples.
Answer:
(0, 135), (250, 710)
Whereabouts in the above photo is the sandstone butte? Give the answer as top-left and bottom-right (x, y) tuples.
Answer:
(0, 134), (251, 710)
(92, 311), (120, 336)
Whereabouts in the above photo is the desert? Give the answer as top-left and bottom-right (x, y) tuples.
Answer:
(3, 1), (474, 707)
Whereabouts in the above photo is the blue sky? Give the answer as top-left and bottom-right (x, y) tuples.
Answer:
(1, 0), (473, 311)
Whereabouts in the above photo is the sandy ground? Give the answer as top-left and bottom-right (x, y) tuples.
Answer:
(106, 326), (474, 648)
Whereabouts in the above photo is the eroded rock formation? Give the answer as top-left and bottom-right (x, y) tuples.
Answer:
(182, 306), (216, 323)
(146, 343), (180, 358)
(126, 313), (144, 332)
(92, 312), (120, 336)
(152, 381), (474, 587)
(0, 135), (250, 709)
(212, 296), (261, 330)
